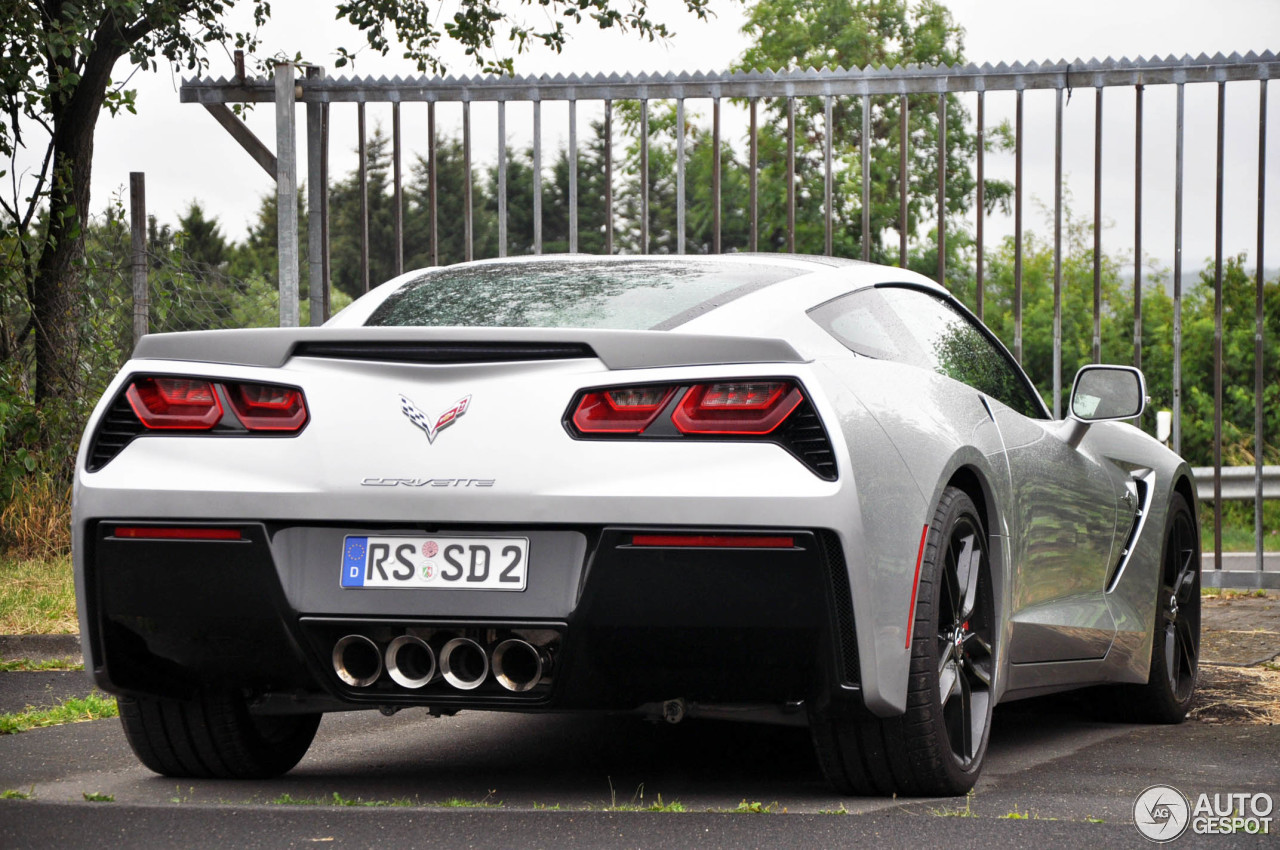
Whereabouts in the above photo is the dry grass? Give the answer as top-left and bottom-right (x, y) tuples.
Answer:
(1, 478), (71, 560)
(0, 554), (77, 635)
(1191, 664), (1280, 725)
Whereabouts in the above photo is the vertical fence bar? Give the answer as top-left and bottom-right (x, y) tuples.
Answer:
(497, 100), (507, 257)
(1256, 79), (1268, 571)
(640, 99), (649, 254)
(1053, 86), (1064, 419)
(750, 99), (758, 252)
(787, 97), (796, 253)
(824, 96), (833, 257)
(1014, 88), (1024, 364)
(1173, 83), (1184, 453)
(1093, 87), (1103, 362)
(306, 67), (326, 326)
(274, 64), (299, 326)
(713, 97), (722, 254)
(937, 89), (947, 287)
(569, 98), (578, 253)
(676, 98), (686, 254)
(320, 101), (330, 317)
(862, 93), (871, 262)
(1213, 81), (1226, 573)
(428, 102), (438, 266)
(1134, 85), (1145, 371)
(976, 90), (985, 319)
(605, 100), (613, 254)
(464, 100), (473, 262)
(358, 101), (369, 292)
(900, 93), (909, 268)
(533, 100), (542, 255)
(393, 102), (404, 276)
(129, 172), (148, 343)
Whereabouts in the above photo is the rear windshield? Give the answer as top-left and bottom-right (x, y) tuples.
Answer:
(364, 259), (800, 330)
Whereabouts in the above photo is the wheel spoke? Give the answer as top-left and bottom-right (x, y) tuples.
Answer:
(939, 659), (961, 706)
(958, 673), (974, 760)
(1176, 620), (1198, 673)
(937, 638), (955, 675)
(964, 656), (992, 688)
(1164, 626), (1179, 685)
(959, 537), (983, 621)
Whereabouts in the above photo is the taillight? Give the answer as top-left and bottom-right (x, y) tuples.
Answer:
(227, 382), (308, 431)
(126, 377), (222, 430)
(672, 381), (803, 435)
(123, 376), (308, 433)
(572, 386), (674, 434)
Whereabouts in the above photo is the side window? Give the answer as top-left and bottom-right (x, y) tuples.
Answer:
(809, 286), (1047, 419)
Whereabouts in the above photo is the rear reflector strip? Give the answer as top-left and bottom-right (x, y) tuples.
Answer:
(630, 534), (795, 548)
(904, 524), (930, 649)
(113, 527), (243, 541)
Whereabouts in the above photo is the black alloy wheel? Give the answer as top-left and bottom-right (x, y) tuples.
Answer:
(810, 486), (995, 796)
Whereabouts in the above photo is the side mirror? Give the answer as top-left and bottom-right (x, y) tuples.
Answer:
(1059, 365), (1147, 449)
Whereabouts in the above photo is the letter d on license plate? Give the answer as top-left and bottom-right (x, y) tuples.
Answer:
(341, 535), (528, 591)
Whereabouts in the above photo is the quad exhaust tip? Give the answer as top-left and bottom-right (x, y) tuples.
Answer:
(439, 637), (490, 690)
(491, 639), (550, 693)
(385, 635), (437, 689)
(333, 634), (382, 688)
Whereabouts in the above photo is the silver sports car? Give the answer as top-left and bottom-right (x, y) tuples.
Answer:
(73, 254), (1200, 796)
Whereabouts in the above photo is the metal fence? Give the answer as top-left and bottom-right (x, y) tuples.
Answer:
(179, 52), (1277, 586)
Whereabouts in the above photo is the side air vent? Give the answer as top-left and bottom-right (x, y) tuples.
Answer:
(818, 530), (859, 685)
(776, 400), (838, 481)
(292, 341), (596, 364)
(1107, 474), (1153, 592)
(87, 394), (145, 472)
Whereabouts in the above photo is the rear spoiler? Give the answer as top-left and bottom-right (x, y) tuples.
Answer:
(131, 326), (806, 371)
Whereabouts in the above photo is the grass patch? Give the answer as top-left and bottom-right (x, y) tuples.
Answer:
(436, 795), (503, 809)
(1, 479), (70, 560)
(0, 658), (82, 672)
(0, 554), (77, 634)
(271, 792), (416, 808)
(1, 788), (33, 800)
(733, 800), (780, 814)
(934, 792), (978, 818)
(0, 693), (118, 734)
(82, 792), (114, 802)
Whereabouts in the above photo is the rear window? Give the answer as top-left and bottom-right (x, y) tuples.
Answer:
(364, 259), (800, 330)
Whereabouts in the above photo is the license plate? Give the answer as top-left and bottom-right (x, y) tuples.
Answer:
(340, 536), (528, 591)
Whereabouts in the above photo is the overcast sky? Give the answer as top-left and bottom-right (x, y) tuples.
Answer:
(47, 0), (1280, 272)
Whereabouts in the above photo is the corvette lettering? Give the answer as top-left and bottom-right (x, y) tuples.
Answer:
(361, 478), (495, 487)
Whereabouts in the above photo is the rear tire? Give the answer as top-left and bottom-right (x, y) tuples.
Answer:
(119, 690), (320, 779)
(1123, 492), (1200, 723)
(811, 487), (995, 796)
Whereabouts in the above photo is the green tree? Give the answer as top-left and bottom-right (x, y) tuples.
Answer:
(0, 0), (708, 415)
(734, 0), (1011, 268)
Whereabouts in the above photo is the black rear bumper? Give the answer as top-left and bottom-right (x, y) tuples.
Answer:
(84, 522), (861, 713)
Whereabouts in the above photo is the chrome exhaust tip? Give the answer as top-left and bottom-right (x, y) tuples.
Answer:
(439, 637), (489, 690)
(385, 635), (436, 689)
(333, 634), (382, 688)
(492, 639), (550, 693)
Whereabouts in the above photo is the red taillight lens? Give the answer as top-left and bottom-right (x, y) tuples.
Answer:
(126, 377), (223, 430)
(227, 382), (308, 431)
(672, 381), (803, 435)
(572, 385), (674, 434)
(631, 534), (795, 548)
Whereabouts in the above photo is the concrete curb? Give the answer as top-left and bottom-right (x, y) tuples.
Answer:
(0, 634), (83, 664)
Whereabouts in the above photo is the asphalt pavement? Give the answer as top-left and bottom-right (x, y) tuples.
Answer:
(0, 598), (1276, 848)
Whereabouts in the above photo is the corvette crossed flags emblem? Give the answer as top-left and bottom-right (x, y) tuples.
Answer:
(399, 393), (472, 444)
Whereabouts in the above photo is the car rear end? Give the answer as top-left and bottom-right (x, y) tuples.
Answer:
(74, 317), (864, 722)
